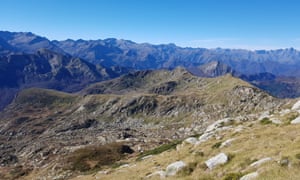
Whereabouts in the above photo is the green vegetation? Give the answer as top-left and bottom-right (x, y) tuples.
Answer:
(178, 162), (198, 176)
(211, 141), (222, 149)
(260, 117), (272, 125)
(222, 172), (243, 180)
(137, 140), (182, 161)
(295, 153), (300, 160)
(66, 143), (133, 172)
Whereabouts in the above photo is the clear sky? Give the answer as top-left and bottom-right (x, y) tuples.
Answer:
(1, 0), (300, 50)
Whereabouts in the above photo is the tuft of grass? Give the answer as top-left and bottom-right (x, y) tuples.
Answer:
(178, 162), (198, 176)
(222, 172), (243, 180)
(295, 153), (300, 160)
(212, 142), (222, 149)
(260, 117), (272, 125)
(137, 140), (182, 161)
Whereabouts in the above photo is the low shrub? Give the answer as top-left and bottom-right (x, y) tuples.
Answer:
(137, 140), (182, 161)
(66, 143), (133, 172)
(260, 117), (272, 125)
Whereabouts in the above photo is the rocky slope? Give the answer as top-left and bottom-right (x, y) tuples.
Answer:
(72, 99), (300, 180)
(0, 68), (284, 179)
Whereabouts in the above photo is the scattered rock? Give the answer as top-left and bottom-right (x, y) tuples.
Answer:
(165, 161), (186, 176)
(233, 125), (244, 133)
(146, 170), (166, 179)
(258, 111), (270, 120)
(205, 118), (233, 132)
(250, 157), (272, 167)
(240, 172), (259, 180)
(183, 137), (198, 145)
(279, 158), (290, 167)
(292, 100), (300, 110)
(197, 132), (214, 144)
(220, 138), (235, 148)
(205, 153), (228, 170)
(141, 155), (153, 160)
(279, 109), (291, 116)
(270, 118), (282, 124)
(291, 116), (300, 124)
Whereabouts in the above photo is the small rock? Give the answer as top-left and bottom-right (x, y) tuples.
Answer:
(258, 111), (270, 120)
(183, 137), (198, 145)
(291, 116), (300, 124)
(141, 155), (153, 160)
(119, 164), (130, 168)
(279, 158), (289, 167)
(240, 172), (259, 180)
(233, 125), (244, 133)
(292, 100), (300, 110)
(197, 132), (213, 144)
(146, 170), (166, 178)
(220, 138), (235, 148)
(279, 109), (291, 116)
(205, 153), (228, 170)
(165, 161), (186, 176)
(270, 118), (282, 124)
(250, 157), (272, 167)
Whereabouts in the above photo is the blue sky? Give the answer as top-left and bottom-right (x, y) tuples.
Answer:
(1, 0), (300, 50)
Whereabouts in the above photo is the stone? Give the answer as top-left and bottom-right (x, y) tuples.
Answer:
(220, 138), (235, 148)
(183, 137), (198, 145)
(240, 172), (259, 180)
(250, 157), (272, 167)
(291, 116), (300, 124)
(205, 153), (228, 170)
(205, 118), (232, 132)
(270, 118), (282, 124)
(165, 161), (186, 176)
(258, 111), (270, 120)
(197, 132), (214, 144)
(292, 100), (300, 110)
(146, 170), (166, 178)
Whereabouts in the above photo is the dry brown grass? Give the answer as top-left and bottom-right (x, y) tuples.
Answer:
(71, 119), (300, 180)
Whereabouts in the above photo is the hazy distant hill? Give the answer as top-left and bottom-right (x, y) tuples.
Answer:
(54, 38), (300, 76)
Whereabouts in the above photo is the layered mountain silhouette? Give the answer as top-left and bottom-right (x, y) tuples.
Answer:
(1, 30), (300, 111)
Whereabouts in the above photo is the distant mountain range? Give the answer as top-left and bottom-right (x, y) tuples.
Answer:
(1, 30), (300, 110)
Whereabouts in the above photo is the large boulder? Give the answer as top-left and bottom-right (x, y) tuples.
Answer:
(205, 153), (228, 170)
(165, 161), (186, 176)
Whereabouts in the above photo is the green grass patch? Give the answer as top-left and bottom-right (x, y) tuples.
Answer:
(222, 172), (243, 180)
(137, 140), (182, 161)
(66, 143), (133, 172)
(212, 141), (222, 149)
(260, 117), (272, 125)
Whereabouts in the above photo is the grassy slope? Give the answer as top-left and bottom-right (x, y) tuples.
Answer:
(70, 109), (300, 180)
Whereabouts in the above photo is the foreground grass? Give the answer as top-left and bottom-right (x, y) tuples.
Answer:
(71, 120), (300, 180)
